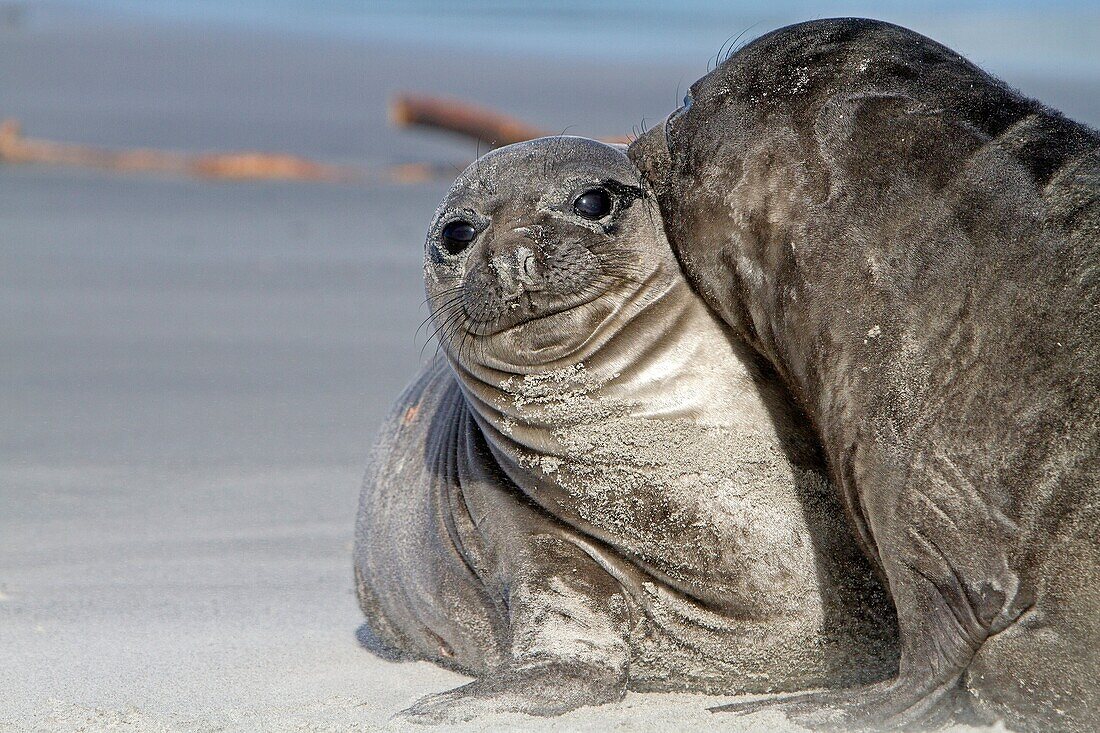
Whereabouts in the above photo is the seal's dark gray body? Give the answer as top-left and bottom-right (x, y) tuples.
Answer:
(630, 17), (1100, 732)
(354, 137), (897, 722)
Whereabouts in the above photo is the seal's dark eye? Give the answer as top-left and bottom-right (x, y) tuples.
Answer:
(573, 188), (612, 220)
(441, 220), (477, 254)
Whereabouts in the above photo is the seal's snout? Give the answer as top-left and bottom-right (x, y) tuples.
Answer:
(492, 244), (545, 301)
(628, 118), (672, 193)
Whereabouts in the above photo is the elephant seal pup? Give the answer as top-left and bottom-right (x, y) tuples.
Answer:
(630, 17), (1100, 733)
(354, 136), (897, 722)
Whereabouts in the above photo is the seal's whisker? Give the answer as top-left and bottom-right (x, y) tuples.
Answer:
(712, 33), (737, 72)
(640, 196), (663, 236)
(420, 303), (467, 361)
(425, 313), (467, 364)
(457, 325), (475, 367)
(427, 303), (466, 344)
(415, 293), (464, 343)
(726, 23), (763, 62)
(420, 286), (465, 308)
(420, 305), (461, 344)
(452, 314), (482, 368)
(543, 128), (574, 177)
(474, 137), (487, 192)
(424, 310), (464, 360)
(416, 286), (464, 315)
(417, 289), (464, 322)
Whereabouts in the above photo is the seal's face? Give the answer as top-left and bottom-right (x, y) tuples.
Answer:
(425, 137), (669, 369)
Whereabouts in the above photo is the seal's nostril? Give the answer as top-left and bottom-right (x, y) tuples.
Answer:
(521, 256), (537, 281)
(515, 247), (545, 291)
(494, 246), (544, 301)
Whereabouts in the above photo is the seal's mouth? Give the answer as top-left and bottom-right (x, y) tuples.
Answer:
(463, 287), (604, 337)
(627, 117), (672, 193)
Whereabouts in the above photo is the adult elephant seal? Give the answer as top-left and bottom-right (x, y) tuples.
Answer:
(354, 136), (897, 722)
(629, 16), (1100, 733)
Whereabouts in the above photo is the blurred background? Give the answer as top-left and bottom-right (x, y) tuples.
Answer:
(2, 2), (1097, 731)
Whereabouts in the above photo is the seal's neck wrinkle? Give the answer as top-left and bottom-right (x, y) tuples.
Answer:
(449, 270), (768, 464)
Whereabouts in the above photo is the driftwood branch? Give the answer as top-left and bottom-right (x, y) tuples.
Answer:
(389, 94), (629, 147)
(389, 94), (549, 148)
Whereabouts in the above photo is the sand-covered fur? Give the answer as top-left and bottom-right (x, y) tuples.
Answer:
(354, 137), (897, 723)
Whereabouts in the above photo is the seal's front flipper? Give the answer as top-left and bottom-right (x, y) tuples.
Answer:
(396, 534), (631, 723)
(395, 658), (625, 724)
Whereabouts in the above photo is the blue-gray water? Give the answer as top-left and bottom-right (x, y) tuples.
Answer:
(39, 0), (1100, 78)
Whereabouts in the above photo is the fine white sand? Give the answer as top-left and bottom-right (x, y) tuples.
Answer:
(1, 9), (1094, 733)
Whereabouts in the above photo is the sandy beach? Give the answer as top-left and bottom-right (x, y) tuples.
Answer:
(1, 5), (1096, 732)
